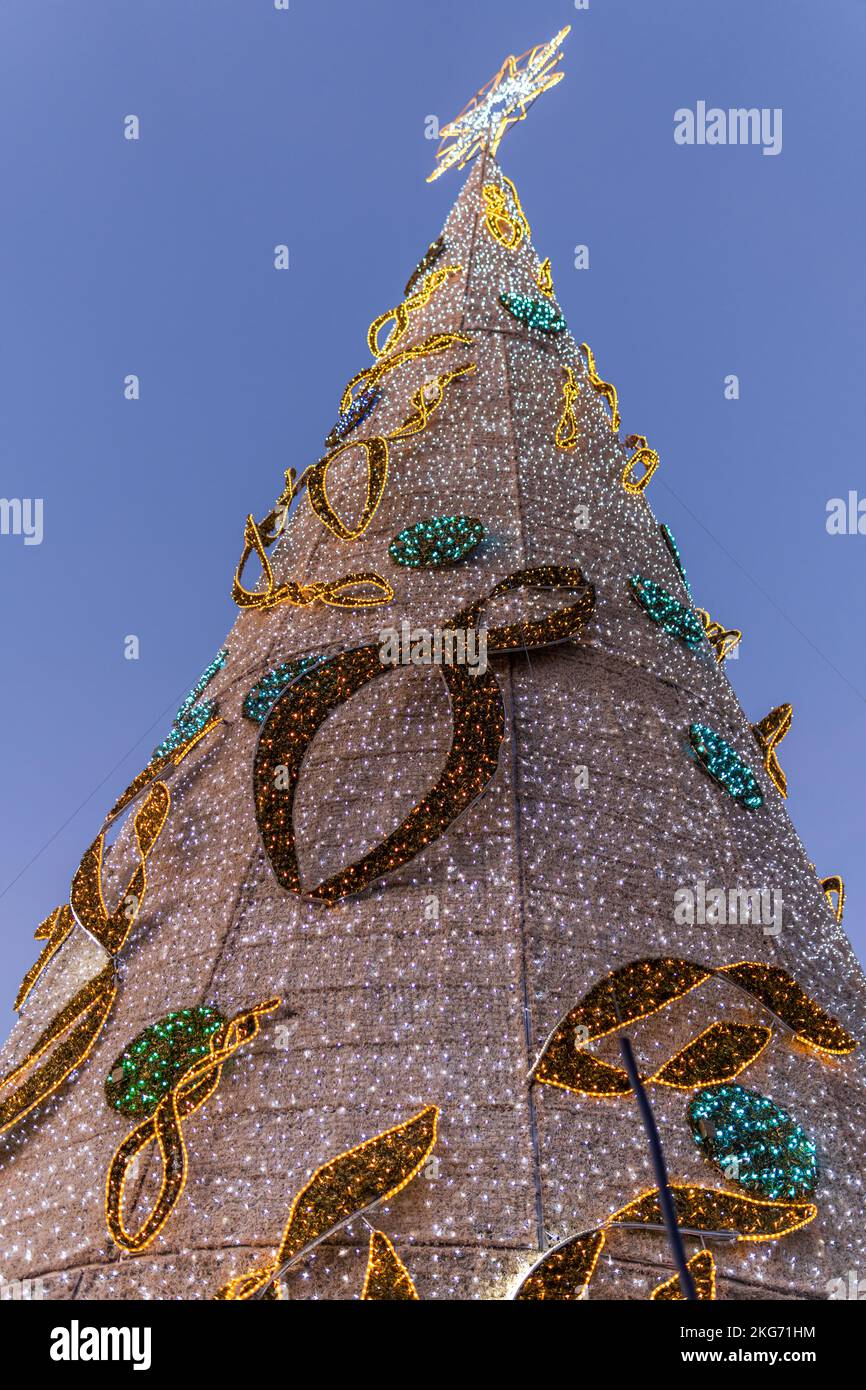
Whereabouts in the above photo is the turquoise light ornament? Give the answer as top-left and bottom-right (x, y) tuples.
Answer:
(150, 647), (227, 762)
(499, 293), (566, 334)
(104, 1007), (225, 1119)
(389, 515), (485, 570)
(659, 522), (692, 597)
(243, 656), (323, 725)
(689, 1083), (819, 1201)
(629, 574), (703, 650)
(688, 723), (764, 809)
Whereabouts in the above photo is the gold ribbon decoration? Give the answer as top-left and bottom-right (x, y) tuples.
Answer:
(482, 176), (530, 250)
(215, 1105), (438, 1299)
(718, 960), (856, 1056)
(70, 782), (171, 957)
(537, 257), (555, 298)
(752, 703), (793, 798)
(651, 1250), (716, 1301)
(555, 366), (580, 451)
(622, 434), (659, 495)
(404, 236), (446, 297)
(821, 875), (845, 923)
(105, 998), (279, 1253)
(361, 1230), (420, 1300)
(0, 965), (118, 1136)
(232, 513), (393, 613)
(304, 435), (390, 542)
(579, 342), (620, 434)
(386, 363), (476, 444)
(254, 567), (594, 905)
(367, 266), (462, 359)
(338, 332), (473, 417)
(513, 1187), (817, 1300)
(13, 905), (76, 1013)
(696, 607), (742, 662)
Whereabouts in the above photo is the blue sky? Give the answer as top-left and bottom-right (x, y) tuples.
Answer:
(1, 0), (865, 1032)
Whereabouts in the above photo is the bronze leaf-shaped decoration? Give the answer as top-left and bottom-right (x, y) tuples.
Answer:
(651, 1250), (716, 1300)
(534, 1047), (633, 1098)
(513, 1229), (606, 1301)
(719, 961), (856, 1056)
(215, 1106), (438, 1300)
(610, 1185), (817, 1241)
(70, 781), (171, 955)
(531, 958), (711, 1089)
(361, 1231), (419, 1300)
(650, 1022), (772, 1090)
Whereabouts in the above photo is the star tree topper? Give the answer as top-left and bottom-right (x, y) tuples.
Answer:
(427, 25), (571, 183)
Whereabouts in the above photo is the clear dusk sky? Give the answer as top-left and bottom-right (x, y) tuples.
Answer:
(1, 0), (865, 1037)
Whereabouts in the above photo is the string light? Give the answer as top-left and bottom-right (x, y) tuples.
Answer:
(305, 436), (390, 542)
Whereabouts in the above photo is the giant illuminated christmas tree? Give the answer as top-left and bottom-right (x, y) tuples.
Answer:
(1, 27), (864, 1301)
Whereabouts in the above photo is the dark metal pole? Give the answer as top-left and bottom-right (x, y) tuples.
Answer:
(618, 1034), (697, 1300)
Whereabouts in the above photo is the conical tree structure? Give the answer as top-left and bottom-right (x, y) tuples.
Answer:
(1, 152), (864, 1302)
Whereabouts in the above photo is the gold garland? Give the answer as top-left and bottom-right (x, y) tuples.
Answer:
(215, 1106), (438, 1299)
(555, 366), (580, 451)
(13, 905), (75, 1012)
(696, 608), (742, 662)
(361, 1230), (420, 1300)
(579, 342), (620, 434)
(70, 781), (171, 956)
(821, 874), (845, 923)
(232, 513), (393, 613)
(338, 332), (473, 416)
(482, 176), (530, 250)
(0, 965), (118, 1135)
(536, 257), (554, 298)
(386, 363), (476, 444)
(622, 434), (659, 494)
(752, 703), (793, 798)
(304, 435), (390, 541)
(105, 998), (279, 1253)
(651, 1250), (716, 1301)
(367, 266), (462, 359)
